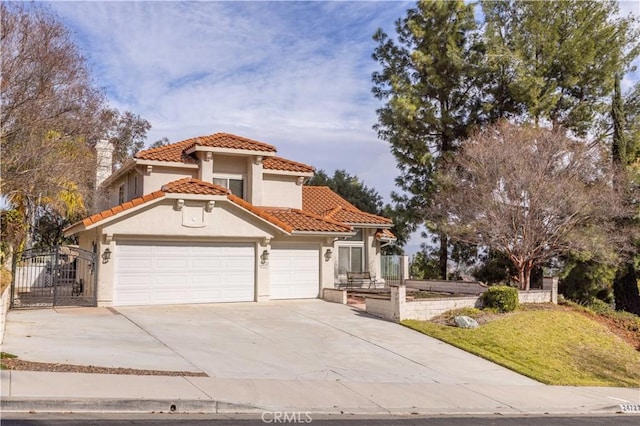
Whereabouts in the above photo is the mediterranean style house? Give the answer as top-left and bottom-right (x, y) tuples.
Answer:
(64, 133), (395, 306)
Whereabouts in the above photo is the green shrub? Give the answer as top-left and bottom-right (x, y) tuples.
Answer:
(587, 298), (614, 315)
(482, 285), (519, 312)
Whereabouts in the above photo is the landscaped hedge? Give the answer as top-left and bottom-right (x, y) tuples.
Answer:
(482, 285), (519, 312)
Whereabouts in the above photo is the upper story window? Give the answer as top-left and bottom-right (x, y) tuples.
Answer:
(213, 175), (245, 199)
(118, 185), (125, 204)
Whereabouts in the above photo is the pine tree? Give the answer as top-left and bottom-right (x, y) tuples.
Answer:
(372, 0), (485, 279)
(612, 73), (640, 315)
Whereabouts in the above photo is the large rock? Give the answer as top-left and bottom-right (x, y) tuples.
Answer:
(454, 315), (479, 329)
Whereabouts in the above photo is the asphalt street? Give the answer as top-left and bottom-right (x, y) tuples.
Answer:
(1, 413), (640, 426)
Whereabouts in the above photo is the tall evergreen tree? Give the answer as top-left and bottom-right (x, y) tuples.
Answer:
(481, 0), (640, 136)
(611, 73), (640, 315)
(372, 0), (485, 279)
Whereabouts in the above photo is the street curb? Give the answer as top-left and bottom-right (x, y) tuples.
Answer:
(0, 398), (264, 414)
(0, 398), (631, 416)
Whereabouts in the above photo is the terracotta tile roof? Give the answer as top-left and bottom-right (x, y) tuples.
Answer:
(67, 178), (354, 235)
(302, 186), (358, 215)
(263, 157), (315, 174)
(228, 195), (294, 233)
(326, 207), (392, 225)
(189, 133), (276, 152)
(80, 191), (165, 227)
(135, 133), (277, 163)
(162, 178), (230, 195)
(376, 228), (396, 241)
(261, 208), (352, 233)
(302, 186), (393, 226)
(135, 139), (197, 163)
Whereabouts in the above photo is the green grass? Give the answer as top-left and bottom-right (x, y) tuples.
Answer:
(403, 308), (640, 387)
(0, 352), (17, 370)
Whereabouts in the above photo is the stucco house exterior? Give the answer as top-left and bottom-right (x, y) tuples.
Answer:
(64, 133), (395, 307)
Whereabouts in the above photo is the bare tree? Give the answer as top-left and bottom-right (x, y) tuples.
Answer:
(1, 3), (106, 219)
(1, 3), (151, 248)
(432, 122), (624, 290)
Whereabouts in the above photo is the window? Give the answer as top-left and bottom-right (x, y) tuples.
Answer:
(213, 176), (245, 199)
(133, 175), (138, 196)
(118, 185), (125, 204)
(338, 246), (363, 275)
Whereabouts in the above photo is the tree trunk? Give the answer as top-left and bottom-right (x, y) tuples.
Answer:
(523, 265), (532, 291)
(439, 233), (448, 280)
(613, 262), (640, 315)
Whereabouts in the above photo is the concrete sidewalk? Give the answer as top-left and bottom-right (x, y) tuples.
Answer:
(1, 370), (639, 415)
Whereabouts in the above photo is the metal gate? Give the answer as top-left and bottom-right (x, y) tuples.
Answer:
(11, 246), (97, 308)
(381, 255), (404, 287)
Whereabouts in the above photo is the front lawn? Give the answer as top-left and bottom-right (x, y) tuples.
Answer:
(403, 305), (640, 387)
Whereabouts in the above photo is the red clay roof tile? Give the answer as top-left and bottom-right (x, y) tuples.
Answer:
(263, 157), (314, 174)
(135, 133), (276, 163)
(68, 179), (393, 235)
(162, 178), (230, 195)
(228, 195), (295, 233)
(261, 208), (352, 233)
(135, 139), (197, 163)
(302, 186), (392, 226)
(75, 191), (166, 227)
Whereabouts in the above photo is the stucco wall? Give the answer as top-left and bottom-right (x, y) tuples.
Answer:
(406, 279), (487, 295)
(365, 296), (396, 321)
(142, 166), (197, 194)
(0, 283), (10, 344)
(518, 290), (551, 303)
(102, 200), (276, 239)
(323, 288), (347, 304)
(262, 175), (302, 209)
(367, 285), (557, 323)
(213, 155), (247, 175)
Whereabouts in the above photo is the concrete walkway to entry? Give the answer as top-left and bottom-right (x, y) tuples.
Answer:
(1, 300), (638, 415)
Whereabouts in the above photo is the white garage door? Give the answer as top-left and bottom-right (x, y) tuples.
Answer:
(270, 244), (319, 299)
(115, 242), (254, 306)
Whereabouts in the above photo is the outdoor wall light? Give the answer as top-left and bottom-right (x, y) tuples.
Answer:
(260, 249), (269, 265)
(324, 248), (333, 261)
(102, 248), (112, 264)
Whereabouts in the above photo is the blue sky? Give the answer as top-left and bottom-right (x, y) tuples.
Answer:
(43, 0), (640, 254)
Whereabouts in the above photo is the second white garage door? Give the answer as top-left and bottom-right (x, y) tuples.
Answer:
(270, 244), (319, 299)
(114, 242), (255, 306)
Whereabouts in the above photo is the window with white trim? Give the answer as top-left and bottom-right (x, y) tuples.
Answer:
(337, 246), (363, 275)
(213, 174), (245, 199)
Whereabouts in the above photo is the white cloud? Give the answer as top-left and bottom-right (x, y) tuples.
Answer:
(51, 1), (410, 189)
(47, 1), (640, 256)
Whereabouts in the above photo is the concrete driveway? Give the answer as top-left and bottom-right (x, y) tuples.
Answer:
(2, 300), (538, 385)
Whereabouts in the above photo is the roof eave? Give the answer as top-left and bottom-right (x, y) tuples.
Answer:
(136, 159), (199, 168)
(163, 193), (229, 201)
(99, 159), (137, 188)
(185, 145), (277, 157)
(63, 196), (167, 236)
(291, 230), (356, 237)
(263, 170), (314, 177)
(346, 222), (393, 228)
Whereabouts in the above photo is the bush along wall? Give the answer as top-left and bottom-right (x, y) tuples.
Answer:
(482, 285), (519, 312)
